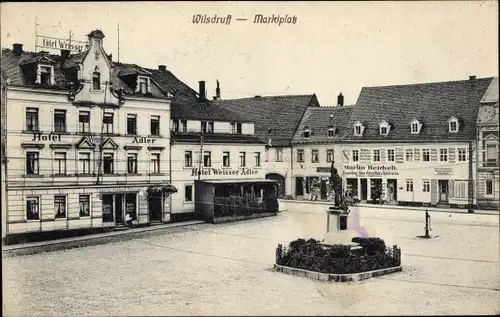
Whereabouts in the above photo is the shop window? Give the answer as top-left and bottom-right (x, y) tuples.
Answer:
(127, 153), (138, 174)
(458, 148), (467, 162)
(103, 153), (114, 174)
(185, 185), (193, 202)
(26, 152), (39, 175)
(239, 152), (246, 167)
(203, 151), (211, 167)
(439, 148), (448, 161)
(150, 115), (160, 136)
(405, 149), (413, 162)
(326, 149), (334, 163)
(387, 149), (395, 162)
(127, 114), (137, 135)
(79, 111), (90, 133)
(297, 149), (304, 162)
(275, 148), (283, 162)
(151, 153), (160, 173)
(26, 197), (40, 220)
(54, 109), (67, 132)
(185, 151), (193, 167)
(26, 108), (39, 132)
(254, 152), (261, 167)
(79, 195), (91, 217)
(454, 181), (468, 198)
(79, 152), (91, 174)
(485, 180), (493, 196)
(54, 152), (67, 175)
(422, 149), (430, 162)
(223, 151), (230, 167)
(54, 195), (66, 219)
(423, 180), (430, 193)
(352, 150), (359, 162)
(103, 112), (114, 134)
(311, 149), (319, 163)
(406, 179), (414, 192)
(373, 149), (380, 162)
(92, 71), (101, 90)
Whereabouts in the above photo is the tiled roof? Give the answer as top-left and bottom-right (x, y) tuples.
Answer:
(214, 94), (319, 147)
(171, 132), (266, 144)
(344, 77), (495, 142)
(170, 101), (251, 123)
(292, 106), (354, 144)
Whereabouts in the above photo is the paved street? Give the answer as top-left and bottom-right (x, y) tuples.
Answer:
(3, 206), (499, 316)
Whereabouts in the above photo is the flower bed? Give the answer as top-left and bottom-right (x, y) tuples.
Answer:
(275, 238), (401, 275)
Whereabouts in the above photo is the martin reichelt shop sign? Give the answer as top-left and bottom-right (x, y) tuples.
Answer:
(343, 164), (399, 177)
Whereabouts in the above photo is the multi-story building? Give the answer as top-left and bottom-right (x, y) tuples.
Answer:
(476, 77), (499, 209)
(291, 94), (353, 199)
(215, 93), (320, 198)
(1, 30), (175, 237)
(169, 81), (267, 218)
(330, 76), (495, 207)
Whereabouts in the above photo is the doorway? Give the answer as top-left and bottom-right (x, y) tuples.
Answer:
(387, 179), (397, 203)
(148, 191), (163, 222)
(360, 178), (368, 201)
(115, 194), (124, 224)
(102, 194), (114, 223)
(438, 180), (449, 203)
(295, 177), (304, 196)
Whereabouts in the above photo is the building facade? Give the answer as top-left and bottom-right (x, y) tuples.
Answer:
(2, 30), (174, 237)
(169, 81), (267, 217)
(476, 77), (499, 209)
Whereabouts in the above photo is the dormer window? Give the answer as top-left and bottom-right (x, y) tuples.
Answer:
(37, 65), (54, 86)
(137, 76), (150, 94)
(303, 126), (310, 138)
(327, 126), (335, 137)
(379, 120), (391, 136)
(410, 119), (422, 134)
(353, 121), (365, 136)
(92, 70), (101, 90)
(448, 117), (459, 133)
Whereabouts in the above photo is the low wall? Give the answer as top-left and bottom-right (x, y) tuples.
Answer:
(213, 212), (278, 224)
(274, 263), (402, 282)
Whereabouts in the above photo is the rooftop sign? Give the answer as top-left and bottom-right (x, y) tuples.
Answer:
(36, 35), (88, 53)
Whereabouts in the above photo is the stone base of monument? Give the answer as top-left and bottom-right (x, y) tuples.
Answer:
(323, 205), (359, 247)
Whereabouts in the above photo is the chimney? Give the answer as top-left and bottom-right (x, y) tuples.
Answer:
(337, 92), (344, 107)
(12, 43), (23, 56)
(107, 53), (112, 61)
(469, 75), (477, 80)
(60, 49), (71, 58)
(199, 81), (206, 101)
(213, 79), (221, 100)
(158, 65), (167, 71)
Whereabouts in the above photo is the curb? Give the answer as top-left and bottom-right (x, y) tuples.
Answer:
(2, 220), (205, 257)
(274, 263), (403, 282)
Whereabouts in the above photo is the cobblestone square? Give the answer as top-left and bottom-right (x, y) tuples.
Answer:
(3, 207), (499, 316)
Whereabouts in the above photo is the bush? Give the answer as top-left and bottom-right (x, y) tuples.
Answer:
(277, 237), (399, 274)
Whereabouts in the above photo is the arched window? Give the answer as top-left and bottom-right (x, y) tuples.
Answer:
(92, 71), (101, 90)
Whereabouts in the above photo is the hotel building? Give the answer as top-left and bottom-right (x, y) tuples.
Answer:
(1, 30), (175, 237)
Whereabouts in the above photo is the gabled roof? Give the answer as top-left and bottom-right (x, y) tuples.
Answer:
(345, 77), (495, 142)
(215, 94), (320, 147)
(292, 106), (353, 144)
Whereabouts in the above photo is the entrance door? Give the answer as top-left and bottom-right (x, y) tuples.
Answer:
(149, 192), (163, 222)
(438, 180), (449, 203)
(295, 177), (304, 196)
(102, 194), (114, 223)
(360, 178), (368, 201)
(266, 173), (286, 198)
(387, 179), (397, 202)
(115, 194), (124, 224)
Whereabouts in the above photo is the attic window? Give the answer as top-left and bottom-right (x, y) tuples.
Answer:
(410, 119), (422, 134)
(327, 126), (335, 137)
(137, 76), (150, 94)
(353, 122), (364, 136)
(379, 121), (390, 136)
(37, 65), (54, 86)
(448, 117), (459, 133)
(92, 70), (101, 90)
(303, 126), (311, 138)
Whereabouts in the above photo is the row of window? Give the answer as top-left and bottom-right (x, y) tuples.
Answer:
(26, 152), (162, 176)
(26, 194), (90, 221)
(351, 118), (460, 137)
(403, 179), (495, 197)
(26, 108), (161, 136)
(184, 151), (261, 168)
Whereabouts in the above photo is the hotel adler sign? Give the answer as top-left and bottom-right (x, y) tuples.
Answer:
(191, 168), (259, 177)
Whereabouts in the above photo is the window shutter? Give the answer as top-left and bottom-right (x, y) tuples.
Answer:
(448, 180), (454, 199)
(431, 179), (438, 204)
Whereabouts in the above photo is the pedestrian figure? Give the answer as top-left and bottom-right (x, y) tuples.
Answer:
(125, 212), (132, 228)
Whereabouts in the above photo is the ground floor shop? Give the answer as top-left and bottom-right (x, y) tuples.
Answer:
(294, 167), (333, 201)
(4, 183), (175, 236)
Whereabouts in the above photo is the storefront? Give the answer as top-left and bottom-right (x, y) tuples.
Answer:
(294, 167), (332, 200)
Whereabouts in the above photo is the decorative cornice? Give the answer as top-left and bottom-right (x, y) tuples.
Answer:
(50, 143), (73, 149)
(21, 143), (45, 149)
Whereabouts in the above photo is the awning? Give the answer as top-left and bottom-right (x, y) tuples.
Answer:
(147, 184), (178, 194)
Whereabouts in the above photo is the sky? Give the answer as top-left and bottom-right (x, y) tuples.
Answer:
(1, 1), (498, 106)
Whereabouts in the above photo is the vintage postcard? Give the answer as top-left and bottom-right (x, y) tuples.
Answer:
(1, 1), (498, 316)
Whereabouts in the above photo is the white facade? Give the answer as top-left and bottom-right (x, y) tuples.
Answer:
(263, 146), (293, 198)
